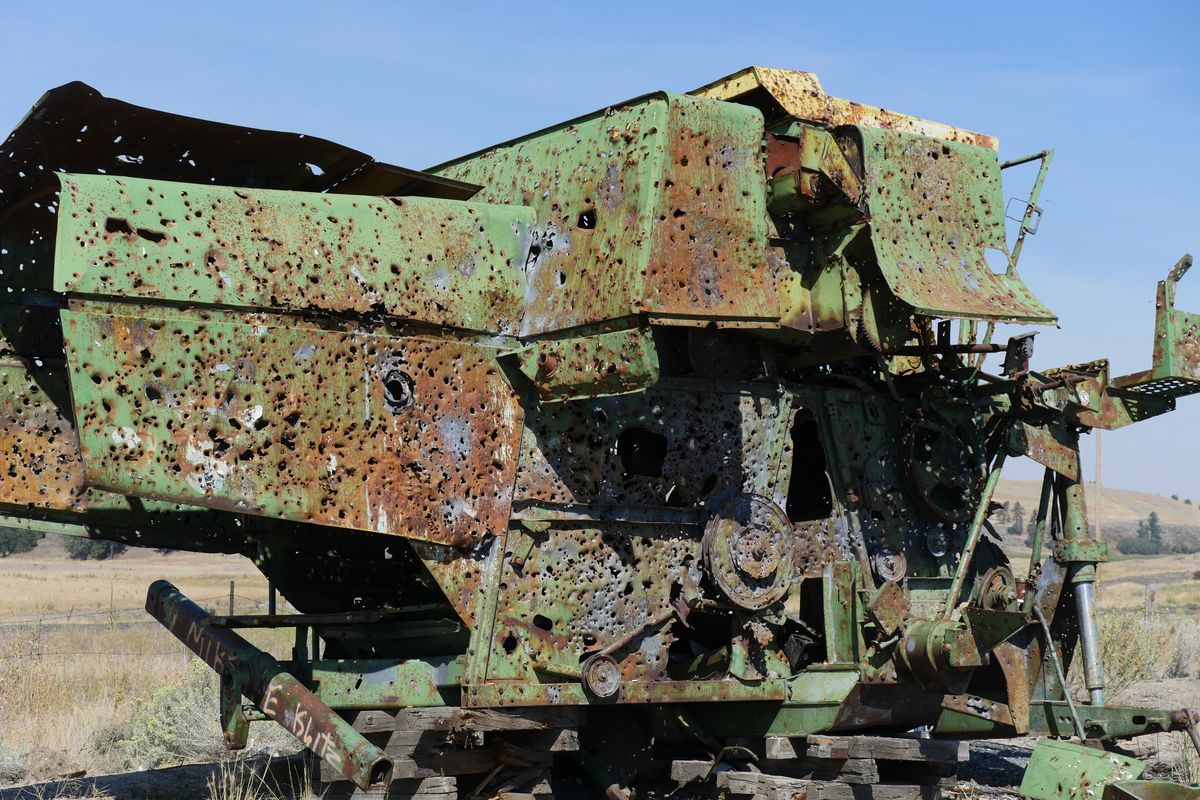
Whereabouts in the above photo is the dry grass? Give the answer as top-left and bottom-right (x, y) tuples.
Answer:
(1093, 610), (1200, 696)
(204, 756), (314, 800)
(0, 544), (296, 787)
(0, 538), (268, 617)
(25, 780), (114, 799)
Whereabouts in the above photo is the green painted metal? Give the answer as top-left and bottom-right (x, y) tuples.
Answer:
(1020, 739), (1143, 800)
(510, 325), (660, 402)
(305, 657), (463, 709)
(860, 127), (1056, 324)
(1105, 782), (1200, 800)
(55, 174), (534, 335)
(61, 302), (524, 546)
(434, 93), (774, 334)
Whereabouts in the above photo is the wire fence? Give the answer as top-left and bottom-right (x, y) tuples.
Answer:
(0, 589), (292, 661)
(0, 591), (286, 627)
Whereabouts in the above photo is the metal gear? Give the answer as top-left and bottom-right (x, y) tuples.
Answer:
(702, 495), (795, 611)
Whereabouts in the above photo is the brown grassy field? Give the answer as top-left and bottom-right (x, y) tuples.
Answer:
(0, 537), (301, 797)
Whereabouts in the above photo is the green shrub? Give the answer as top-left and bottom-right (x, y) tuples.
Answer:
(1096, 611), (1200, 696)
(0, 527), (41, 556)
(94, 660), (224, 770)
(62, 536), (127, 560)
(93, 661), (297, 772)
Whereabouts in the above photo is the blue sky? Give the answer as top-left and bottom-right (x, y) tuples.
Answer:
(1, 1), (1197, 495)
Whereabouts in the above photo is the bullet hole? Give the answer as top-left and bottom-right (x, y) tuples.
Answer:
(383, 370), (415, 414)
(533, 614), (553, 632)
(557, 270), (568, 287)
(617, 427), (667, 478)
(104, 217), (134, 235)
(502, 632), (519, 654)
(144, 385), (162, 402)
(576, 208), (596, 229)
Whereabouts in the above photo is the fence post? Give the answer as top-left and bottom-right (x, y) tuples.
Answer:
(229, 580), (235, 616)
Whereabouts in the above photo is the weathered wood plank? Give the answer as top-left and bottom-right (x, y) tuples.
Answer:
(671, 759), (713, 784)
(321, 748), (497, 782)
(806, 736), (965, 764)
(717, 771), (941, 800)
(316, 774), (457, 799)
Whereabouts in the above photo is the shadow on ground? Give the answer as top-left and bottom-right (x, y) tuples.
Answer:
(0, 754), (310, 800)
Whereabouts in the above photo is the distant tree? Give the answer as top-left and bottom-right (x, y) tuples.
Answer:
(0, 527), (41, 556)
(1025, 511), (1039, 548)
(1118, 512), (1165, 556)
(1147, 512), (1163, 551)
(63, 536), (126, 560)
(1007, 502), (1025, 539)
(1172, 494), (1180, 500)
(1187, 499), (1193, 505)
(996, 502), (1010, 525)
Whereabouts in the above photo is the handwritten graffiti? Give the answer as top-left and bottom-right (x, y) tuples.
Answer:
(261, 681), (346, 772)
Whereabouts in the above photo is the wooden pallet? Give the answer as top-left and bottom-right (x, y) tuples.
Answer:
(315, 708), (579, 799)
(671, 734), (967, 800)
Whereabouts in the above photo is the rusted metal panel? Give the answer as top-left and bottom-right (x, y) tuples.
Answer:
(511, 379), (792, 513)
(485, 526), (698, 685)
(0, 360), (86, 508)
(860, 126), (1056, 323)
(0, 80), (477, 216)
(642, 94), (773, 321)
(1007, 420), (1080, 481)
(55, 174), (533, 335)
(410, 537), (500, 630)
(692, 66), (999, 150)
(511, 326), (659, 402)
(433, 93), (774, 335)
(61, 302), (523, 546)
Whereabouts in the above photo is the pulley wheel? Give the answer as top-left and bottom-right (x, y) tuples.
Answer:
(702, 495), (795, 611)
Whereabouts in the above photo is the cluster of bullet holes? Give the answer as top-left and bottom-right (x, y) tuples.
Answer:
(382, 370), (415, 414)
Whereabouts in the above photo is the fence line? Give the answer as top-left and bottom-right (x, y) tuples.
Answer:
(0, 593), (281, 627)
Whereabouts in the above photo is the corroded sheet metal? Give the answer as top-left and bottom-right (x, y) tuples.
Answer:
(55, 174), (533, 335)
(434, 93), (774, 335)
(0, 81), (477, 215)
(0, 361), (86, 508)
(860, 127), (1056, 324)
(512, 379), (792, 513)
(692, 66), (999, 150)
(61, 303), (523, 546)
(512, 326), (659, 402)
(486, 527), (699, 682)
(410, 537), (500, 629)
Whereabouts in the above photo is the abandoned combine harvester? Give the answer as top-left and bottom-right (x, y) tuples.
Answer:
(0, 67), (1198, 799)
